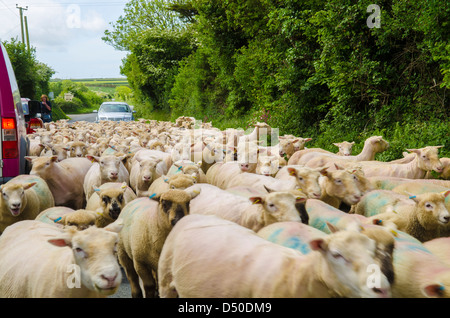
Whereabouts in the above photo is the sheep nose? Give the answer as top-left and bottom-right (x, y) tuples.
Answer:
(372, 287), (389, 298)
(77, 154), (82, 157)
(11, 203), (21, 208)
(101, 274), (118, 287)
(443, 216), (450, 223)
(110, 172), (119, 177)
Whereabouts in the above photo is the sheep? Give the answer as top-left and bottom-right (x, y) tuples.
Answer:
(85, 182), (137, 228)
(257, 221), (396, 286)
(255, 155), (282, 177)
(205, 162), (245, 189)
(198, 141), (225, 173)
(132, 148), (173, 176)
(35, 207), (98, 230)
(41, 143), (70, 162)
(334, 141), (355, 156)
(84, 154), (130, 200)
(303, 198), (450, 298)
(0, 174), (55, 233)
(367, 191), (450, 242)
(157, 214), (391, 298)
(167, 160), (207, 183)
(129, 158), (162, 197)
(317, 165), (363, 208)
(148, 174), (197, 197)
(275, 165), (325, 199)
(0, 219), (123, 298)
(344, 146), (445, 179)
(188, 183), (308, 232)
(117, 189), (200, 298)
(26, 156), (93, 209)
(225, 172), (301, 194)
(68, 141), (88, 158)
(288, 136), (389, 166)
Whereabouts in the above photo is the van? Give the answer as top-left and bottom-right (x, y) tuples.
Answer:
(0, 42), (30, 184)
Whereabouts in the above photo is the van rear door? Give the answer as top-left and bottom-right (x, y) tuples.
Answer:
(0, 42), (28, 183)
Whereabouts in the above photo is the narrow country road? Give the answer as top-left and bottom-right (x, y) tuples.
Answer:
(66, 112), (132, 298)
(67, 112), (98, 123)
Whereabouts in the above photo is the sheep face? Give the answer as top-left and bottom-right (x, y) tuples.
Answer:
(45, 143), (69, 162)
(333, 141), (355, 156)
(257, 156), (280, 177)
(26, 155), (58, 177)
(139, 159), (160, 183)
(322, 168), (363, 205)
(310, 231), (391, 298)
(0, 182), (35, 216)
(98, 188), (128, 220)
(250, 192), (307, 224)
(360, 226), (396, 285)
(413, 192), (450, 228)
(156, 189), (200, 227)
(367, 136), (390, 153)
(287, 167), (323, 199)
(48, 222), (123, 296)
(89, 155), (126, 182)
(408, 146), (444, 174)
(293, 137), (312, 152)
(70, 142), (88, 158)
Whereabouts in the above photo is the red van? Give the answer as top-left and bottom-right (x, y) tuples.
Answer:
(0, 42), (30, 183)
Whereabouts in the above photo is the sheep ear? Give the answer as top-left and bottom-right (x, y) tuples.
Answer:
(263, 185), (275, 193)
(287, 167), (297, 176)
(25, 156), (36, 162)
(104, 219), (124, 233)
(47, 229), (75, 247)
(22, 182), (37, 190)
(87, 155), (100, 163)
(249, 197), (263, 205)
(326, 222), (340, 233)
(50, 156), (58, 162)
(423, 284), (446, 298)
(406, 148), (421, 155)
(318, 167), (328, 176)
(310, 238), (327, 252)
(334, 163), (344, 170)
(443, 190), (450, 198)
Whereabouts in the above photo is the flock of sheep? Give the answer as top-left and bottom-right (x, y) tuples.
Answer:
(0, 115), (449, 298)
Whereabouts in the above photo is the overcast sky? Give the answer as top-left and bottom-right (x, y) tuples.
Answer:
(1, 0), (129, 79)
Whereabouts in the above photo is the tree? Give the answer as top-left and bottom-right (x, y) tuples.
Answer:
(2, 38), (54, 99)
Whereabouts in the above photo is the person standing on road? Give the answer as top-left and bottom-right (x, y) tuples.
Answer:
(40, 94), (52, 122)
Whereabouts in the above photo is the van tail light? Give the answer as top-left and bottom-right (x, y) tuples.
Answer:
(2, 118), (18, 158)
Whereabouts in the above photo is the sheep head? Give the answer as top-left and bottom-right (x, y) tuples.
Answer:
(0, 182), (36, 216)
(151, 188), (200, 226)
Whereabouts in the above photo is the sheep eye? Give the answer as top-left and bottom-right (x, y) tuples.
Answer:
(425, 203), (433, 209)
(298, 177), (303, 181)
(334, 179), (342, 184)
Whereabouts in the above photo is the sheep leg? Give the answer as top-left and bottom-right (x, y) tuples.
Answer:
(117, 249), (143, 298)
(135, 261), (157, 298)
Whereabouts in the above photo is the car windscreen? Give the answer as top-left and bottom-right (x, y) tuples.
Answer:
(100, 104), (130, 113)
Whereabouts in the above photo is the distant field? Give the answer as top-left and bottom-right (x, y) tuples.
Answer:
(71, 78), (129, 86)
(68, 78), (129, 95)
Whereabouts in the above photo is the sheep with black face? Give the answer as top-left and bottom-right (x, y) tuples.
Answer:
(117, 188), (200, 298)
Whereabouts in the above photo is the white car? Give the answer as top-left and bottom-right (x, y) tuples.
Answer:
(94, 102), (135, 122)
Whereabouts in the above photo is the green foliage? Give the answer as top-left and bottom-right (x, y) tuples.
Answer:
(105, 0), (449, 162)
(51, 80), (104, 113)
(2, 38), (55, 99)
